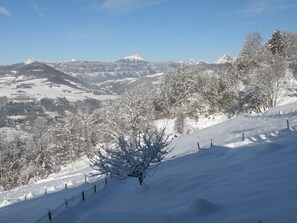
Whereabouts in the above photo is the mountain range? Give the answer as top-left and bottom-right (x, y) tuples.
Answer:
(23, 54), (236, 86)
(0, 54), (237, 100)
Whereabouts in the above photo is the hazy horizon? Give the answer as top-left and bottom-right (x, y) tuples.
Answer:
(1, 0), (297, 65)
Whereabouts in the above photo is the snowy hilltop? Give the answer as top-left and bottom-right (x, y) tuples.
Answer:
(122, 53), (145, 61)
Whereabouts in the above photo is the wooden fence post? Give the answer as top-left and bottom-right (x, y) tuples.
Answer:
(65, 199), (68, 208)
(210, 137), (213, 147)
(82, 191), (85, 201)
(197, 142), (200, 150)
(94, 184), (97, 193)
(242, 131), (245, 141)
(287, 118), (290, 129)
(105, 177), (107, 186)
(64, 182), (67, 189)
(48, 210), (52, 221)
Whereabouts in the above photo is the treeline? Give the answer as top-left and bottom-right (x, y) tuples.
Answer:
(1, 29), (297, 190)
(155, 29), (297, 117)
(0, 99), (99, 190)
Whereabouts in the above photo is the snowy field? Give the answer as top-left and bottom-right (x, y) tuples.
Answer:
(0, 76), (118, 101)
(0, 101), (297, 223)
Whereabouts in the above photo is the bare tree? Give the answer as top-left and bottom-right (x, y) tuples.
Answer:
(91, 128), (171, 186)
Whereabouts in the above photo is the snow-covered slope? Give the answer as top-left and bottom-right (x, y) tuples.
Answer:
(1, 101), (297, 223)
(0, 62), (116, 101)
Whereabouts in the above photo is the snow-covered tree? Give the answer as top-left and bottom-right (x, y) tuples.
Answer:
(91, 128), (171, 186)
(284, 32), (297, 61)
(54, 113), (84, 169)
(236, 31), (265, 82)
(268, 28), (285, 56)
(203, 66), (240, 115)
(75, 105), (96, 157)
(0, 134), (30, 189)
(92, 87), (155, 145)
(244, 57), (286, 112)
(27, 117), (57, 176)
(237, 31), (286, 112)
(175, 111), (185, 134)
(284, 32), (297, 78)
(158, 65), (197, 116)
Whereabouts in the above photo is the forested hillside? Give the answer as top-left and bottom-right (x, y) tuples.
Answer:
(1, 29), (297, 191)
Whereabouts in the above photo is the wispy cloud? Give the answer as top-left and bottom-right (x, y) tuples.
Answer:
(242, 1), (268, 14)
(0, 6), (11, 16)
(71, 23), (114, 39)
(31, 0), (44, 17)
(241, 0), (297, 15)
(94, 0), (170, 15)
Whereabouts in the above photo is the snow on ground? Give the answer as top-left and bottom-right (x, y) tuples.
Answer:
(1, 102), (297, 223)
(0, 77), (117, 101)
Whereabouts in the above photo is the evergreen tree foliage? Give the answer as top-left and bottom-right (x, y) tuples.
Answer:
(268, 28), (285, 56)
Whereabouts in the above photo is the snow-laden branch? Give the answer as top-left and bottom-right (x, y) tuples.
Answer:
(90, 128), (172, 186)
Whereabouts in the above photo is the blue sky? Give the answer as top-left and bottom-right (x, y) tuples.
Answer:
(0, 0), (296, 65)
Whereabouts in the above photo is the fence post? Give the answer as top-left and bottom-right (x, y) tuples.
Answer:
(210, 137), (213, 147)
(242, 131), (245, 141)
(105, 177), (107, 186)
(82, 191), (85, 201)
(94, 184), (97, 193)
(287, 118), (290, 129)
(197, 142), (200, 150)
(48, 209), (52, 221)
(65, 182), (67, 189)
(65, 199), (68, 208)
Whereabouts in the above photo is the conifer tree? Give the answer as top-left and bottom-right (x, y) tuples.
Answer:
(268, 28), (285, 56)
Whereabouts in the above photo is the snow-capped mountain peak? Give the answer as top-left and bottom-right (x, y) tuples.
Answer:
(183, 59), (199, 65)
(24, 59), (37, 65)
(122, 53), (144, 61)
(215, 54), (236, 64)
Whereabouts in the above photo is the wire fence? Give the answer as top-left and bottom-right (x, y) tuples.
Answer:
(35, 176), (107, 223)
(197, 117), (296, 150)
(0, 172), (97, 205)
